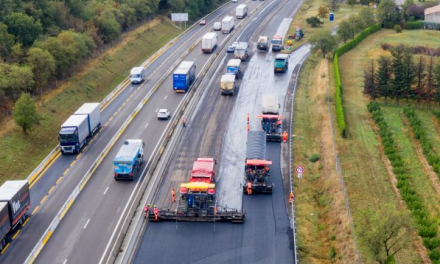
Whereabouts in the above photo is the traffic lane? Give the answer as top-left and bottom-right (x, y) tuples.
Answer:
(133, 144), (293, 264)
(34, 83), (185, 264)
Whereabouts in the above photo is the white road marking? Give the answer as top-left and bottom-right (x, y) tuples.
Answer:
(164, 95), (168, 100)
(63, 259), (68, 264)
(155, 108), (159, 112)
(84, 219), (90, 229)
(145, 123), (149, 129)
(103, 186), (109, 195)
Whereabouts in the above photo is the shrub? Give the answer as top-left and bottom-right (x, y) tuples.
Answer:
(394, 25), (402, 33)
(424, 237), (440, 250)
(405, 21), (423, 30)
(430, 249), (440, 261)
(309, 154), (321, 163)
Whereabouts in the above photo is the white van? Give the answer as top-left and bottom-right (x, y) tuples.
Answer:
(213, 22), (221, 31)
(130, 67), (145, 84)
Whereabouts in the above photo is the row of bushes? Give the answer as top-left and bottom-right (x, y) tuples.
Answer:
(381, 43), (440, 57)
(368, 102), (440, 262)
(404, 108), (440, 175)
(404, 21), (424, 30)
(332, 24), (381, 137)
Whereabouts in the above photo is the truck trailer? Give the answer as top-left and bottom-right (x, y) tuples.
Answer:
(173, 61), (196, 92)
(220, 74), (236, 95)
(222, 16), (235, 34)
(236, 4), (248, 18)
(148, 157), (244, 223)
(130, 67), (146, 84)
(234, 42), (248, 61)
(0, 181), (30, 250)
(114, 139), (144, 181)
(59, 103), (101, 154)
(226, 59), (241, 78)
(259, 94), (282, 141)
(271, 35), (283, 51)
(243, 131), (273, 194)
(201, 32), (218, 53)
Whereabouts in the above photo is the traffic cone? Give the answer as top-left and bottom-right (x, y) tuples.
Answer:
(289, 192), (294, 204)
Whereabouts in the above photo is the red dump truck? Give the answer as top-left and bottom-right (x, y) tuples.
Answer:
(0, 180), (30, 250)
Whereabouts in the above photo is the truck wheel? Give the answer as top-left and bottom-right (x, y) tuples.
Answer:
(22, 214), (27, 222)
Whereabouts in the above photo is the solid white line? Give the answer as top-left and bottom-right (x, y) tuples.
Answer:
(83, 219), (90, 229)
(103, 186), (109, 195)
(63, 259), (68, 264)
(155, 108), (159, 112)
(145, 123), (149, 129)
(164, 95), (168, 100)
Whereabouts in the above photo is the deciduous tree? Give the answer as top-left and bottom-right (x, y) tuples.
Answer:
(27, 47), (55, 97)
(357, 204), (411, 264)
(306, 16), (323, 27)
(309, 30), (337, 58)
(359, 7), (376, 27)
(13, 93), (39, 134)
(329, 0), (339, 12)
(5, 12), (42, 46)
(318, 6), (329, 21)
(347, 0), (357, 9)
(0, 22), (14, 59)
(337, 20), (354, 42)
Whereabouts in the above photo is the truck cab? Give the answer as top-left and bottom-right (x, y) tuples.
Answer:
(226, 59), (241, 78)
(271, 35), (283, 51)
(130, 67), (145, 84)
(274, 54), (289, 73)
(257, 36), (269, 51)
(114, 140), (145, 181)
(234, 42), (248, 61)
(59, 114), (89, 154)
(220, 74), (236, 95)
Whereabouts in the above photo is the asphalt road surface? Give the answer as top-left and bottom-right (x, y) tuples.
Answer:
(29, 1), (267, 264)
(132, 0), (308, 263)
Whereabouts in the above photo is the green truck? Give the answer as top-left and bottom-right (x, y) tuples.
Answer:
(274, 54), (289, 73)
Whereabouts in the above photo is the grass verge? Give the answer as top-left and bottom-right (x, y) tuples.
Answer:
(0, 18), (182, 183)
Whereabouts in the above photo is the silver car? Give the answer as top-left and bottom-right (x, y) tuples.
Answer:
(157, 109), (171, 120)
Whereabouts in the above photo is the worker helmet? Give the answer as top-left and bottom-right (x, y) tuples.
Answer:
(154, 205), (157, 208)
(147, 204), (151, 207)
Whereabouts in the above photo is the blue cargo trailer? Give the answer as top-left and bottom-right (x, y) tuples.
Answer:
(173, 61), (196, 92)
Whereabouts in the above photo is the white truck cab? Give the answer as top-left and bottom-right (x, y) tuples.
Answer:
(130, 67), (146, 84)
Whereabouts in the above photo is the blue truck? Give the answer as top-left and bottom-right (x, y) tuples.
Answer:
(173, 61), (196, 92)
(59, 103), (101, 154)
(113, 139), (144, 181)
(226, 59), (241, 79)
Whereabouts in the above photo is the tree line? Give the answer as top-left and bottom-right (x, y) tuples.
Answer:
(364, 45), (440, 106)
(0, 0), (223, 103)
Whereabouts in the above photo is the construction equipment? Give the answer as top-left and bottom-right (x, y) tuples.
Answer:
(257, 36), (269, 51)
(243, 131), (273, 194)
(259, 94), (282, 141)
(148, 158), (244, 223)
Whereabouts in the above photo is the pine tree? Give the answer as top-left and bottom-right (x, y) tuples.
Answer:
(402, 49), (415, 102)
(376, 56), (392, 103)
(434, 59), (440, 105)
(414, 56), (425, 107)
(391, 46), (406, 105)
(364, 59), (379, 100)
(425, 55), (435, 107)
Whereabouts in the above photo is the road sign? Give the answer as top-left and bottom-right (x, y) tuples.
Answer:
(171, 13), (188, 22)
(296, 166), (304, 174)
(298, 173), (303, 179)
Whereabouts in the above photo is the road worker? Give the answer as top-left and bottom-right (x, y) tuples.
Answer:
(182, 116), (187, 128)
(171, 187), (176, 203)
(283, 131), (288, 142)
(153, 205), (159, 221)
(247, 181), (252, 195)
(289, 192), (294, 204)
(143, 204), (151, 218)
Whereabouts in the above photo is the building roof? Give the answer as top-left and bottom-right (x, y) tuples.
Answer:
(425, 4), (440, 16)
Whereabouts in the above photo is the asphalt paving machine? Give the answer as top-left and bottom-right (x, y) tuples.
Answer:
(243, 131), (273, 194)
(148, 157), (244, 223)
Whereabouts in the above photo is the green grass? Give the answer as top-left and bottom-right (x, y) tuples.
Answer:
(383, 106), (440, 218)
(0, 19), (182, 183)
(417, 110), (440, 154)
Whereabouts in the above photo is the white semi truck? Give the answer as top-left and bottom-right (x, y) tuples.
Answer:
(236, 4), (248, 18)
(59, 103), (101, 154)
(201, 32), (218, 53)
(222, 16), (235, 34)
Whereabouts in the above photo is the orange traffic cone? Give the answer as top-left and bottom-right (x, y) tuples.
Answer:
(289, 192), (294, 204)
(171, 188), (176, 203)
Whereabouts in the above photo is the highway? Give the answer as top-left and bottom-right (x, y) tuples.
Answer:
(29, 1), (268, 264)
(0, 1), (260, 263)
(132, 0), (308, 262)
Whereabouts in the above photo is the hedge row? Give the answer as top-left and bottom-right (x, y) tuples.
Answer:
(405, 21), (424, 30)
(368, 102), (440, 262)
(404, 108), (440, 175)
(332, 24), (382, 138)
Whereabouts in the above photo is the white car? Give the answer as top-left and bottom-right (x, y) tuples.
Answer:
(157, 109), (171, 120)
